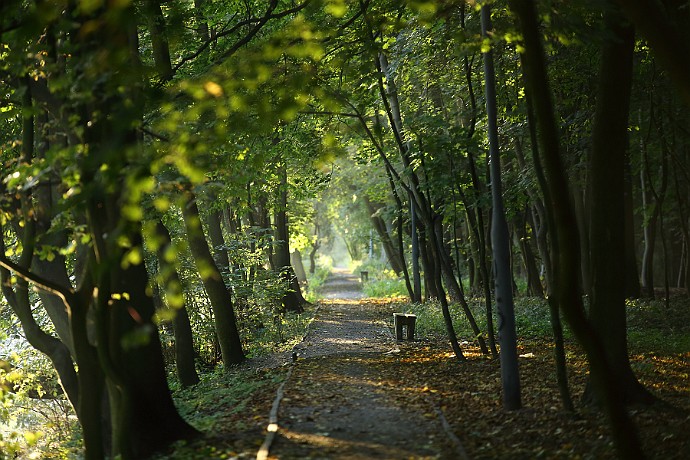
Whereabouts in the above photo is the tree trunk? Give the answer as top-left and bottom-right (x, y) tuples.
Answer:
(624, 154), (641, 298)
(154, 218), (200, 388)
(273, 165), (307, 313)
(510, 1), (645, 456)
(182, 192), (245, 365)
(572, 183), (592, 295)
(640, 144), (659, 298)
(584, 7), (656, 408)
(410, 196), (422, 302)
(363, 197), (405, 275)
(514, 211), (544, 297)
(418, 225), (438, 300)
(204, 201), (231, 276)
(309, 240), (319, 274)
(523, 96), (574, 412)
(0, 234), (80, 409)
(459, 185), (498, 356)
(481, 4), (521, 410)
(291, 249), (308, 284)
(143, 0), (173, 80)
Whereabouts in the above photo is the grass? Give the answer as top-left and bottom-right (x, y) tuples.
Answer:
(303, 263), (332, 303)
(393, 293), (690, 356)
(153, 365), (288, 460)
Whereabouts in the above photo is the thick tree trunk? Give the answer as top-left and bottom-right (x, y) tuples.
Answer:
(585, 9), (655, 407)
(510, 1), (645, 456)
(143, 0), (173, 80)
(105, 252), (200, 458)
(182, 193), (245, 365)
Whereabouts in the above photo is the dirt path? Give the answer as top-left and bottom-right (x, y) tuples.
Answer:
(267, 269), (456, 459)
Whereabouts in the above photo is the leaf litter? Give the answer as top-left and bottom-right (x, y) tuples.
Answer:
(157, 273), (689, 459)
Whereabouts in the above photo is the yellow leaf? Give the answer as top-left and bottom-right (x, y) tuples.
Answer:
(204, 81), (224, 98)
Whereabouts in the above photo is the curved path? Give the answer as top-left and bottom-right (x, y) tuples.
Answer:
(267, 269), (455, 459)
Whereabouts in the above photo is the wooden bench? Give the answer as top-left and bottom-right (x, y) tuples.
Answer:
(393, 313), (417, 341)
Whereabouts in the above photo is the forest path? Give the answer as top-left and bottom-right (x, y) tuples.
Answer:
(266, 269), (457, 459)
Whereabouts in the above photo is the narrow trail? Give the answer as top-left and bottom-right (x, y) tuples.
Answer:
(265, 268), (456, 459)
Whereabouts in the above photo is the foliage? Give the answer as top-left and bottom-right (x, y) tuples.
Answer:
(0, 349), (80, 459)
(303, 260), (333, 302)
(154, 366), (288, 460)
(352, 258), (409, 298)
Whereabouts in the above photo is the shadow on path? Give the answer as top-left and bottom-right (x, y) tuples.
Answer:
(268, 269), (455, 459)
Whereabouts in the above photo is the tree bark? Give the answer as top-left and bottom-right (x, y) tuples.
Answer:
(509, 1), (645, 456)
(154, 218), (200, 388)
(291, 249), (308, 284)
(481, 4), (521, 410)
(182, 192), (245, 365)
(624, 154), (641, 298)
(205, 204), (231, 275)
(363, 197), (405, 275)
(584, 7), (656, 407)
(273, 165), (307, 313)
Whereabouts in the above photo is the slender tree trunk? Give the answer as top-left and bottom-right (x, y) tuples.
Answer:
(515, 211), (544, 297)
(522, 79), (574, 413)
(572, 183), (592, 295)
(418, 225), (438, 300)
(0, 235), (80, 409)
(363, 197), (405, 274)
(154, 218), (200, 388)
(204, 197), (231, 275)
(481, 4), (521, 410)
(273, 165), (307, 312)
(624, 154), (641, 298)
(410, 194), (422, 302)
(429, 217), (465, 362)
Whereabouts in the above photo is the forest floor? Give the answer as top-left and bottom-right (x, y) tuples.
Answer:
(160, 270), (690, 460)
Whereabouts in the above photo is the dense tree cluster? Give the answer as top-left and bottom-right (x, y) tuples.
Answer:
(1, 0), (688, 458)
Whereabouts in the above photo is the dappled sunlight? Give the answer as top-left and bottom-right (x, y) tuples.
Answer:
(319, 298), (367, 305)
(276, 427), (439, 459)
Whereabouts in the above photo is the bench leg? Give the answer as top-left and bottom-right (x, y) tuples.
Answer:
(406, 320), (416, 341)
(394, 317), (404, 340)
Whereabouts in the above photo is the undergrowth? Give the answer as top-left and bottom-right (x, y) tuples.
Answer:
(351, 259), (410, 298)
(395, 294), (690, 356)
